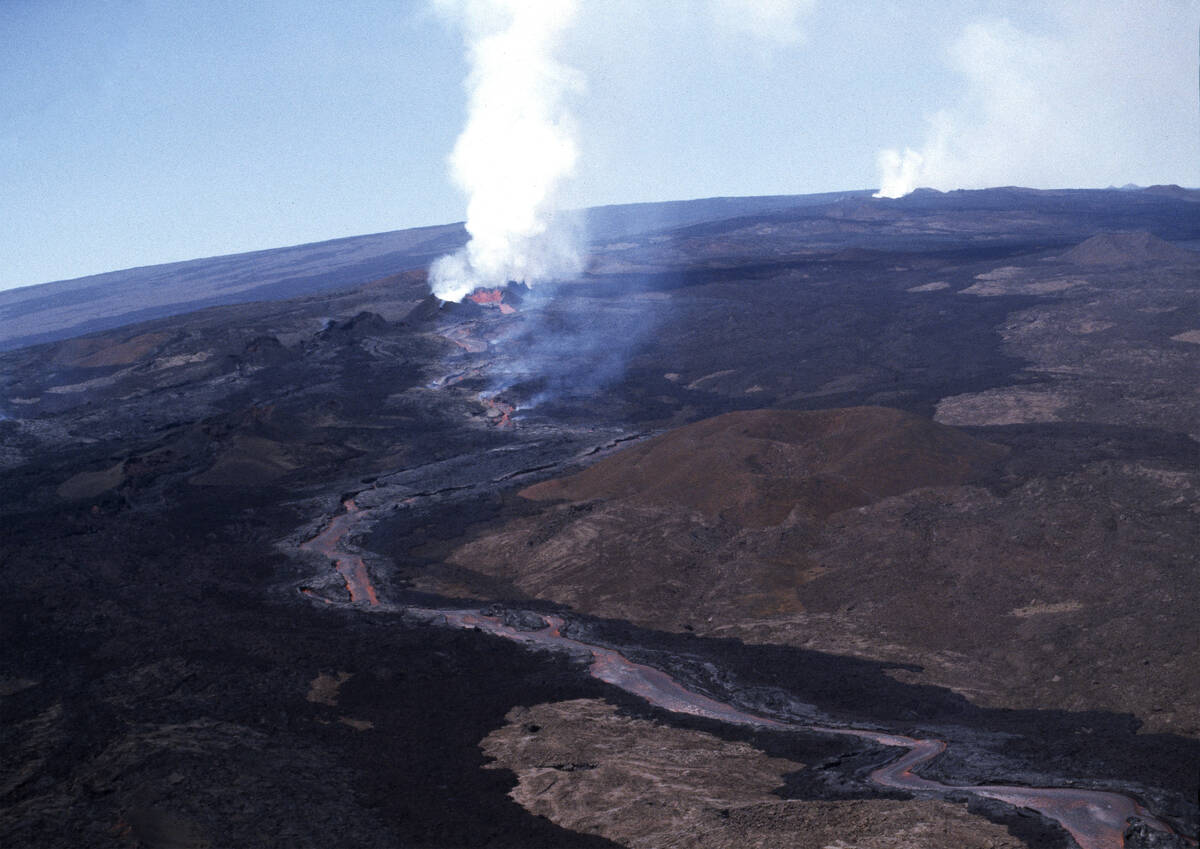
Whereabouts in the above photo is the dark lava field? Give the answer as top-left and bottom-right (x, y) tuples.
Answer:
(2, 187), (1200, 848)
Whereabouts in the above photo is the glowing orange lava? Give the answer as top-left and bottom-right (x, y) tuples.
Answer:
(467, 288), (517, 314)
(299, 499), (380, 606)
(467, 289), (504, 305)
(480, 395), (515, 427)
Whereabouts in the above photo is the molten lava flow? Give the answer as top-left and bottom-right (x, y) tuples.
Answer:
(427, 607), (1193, 849)
(299, 499), (380, 606)
(467, 289), (517, 314)
(428, 367), (483, 390)
(975, 786), (1165, 849)
(299, 587), (334, 605)
(468, 289), (503, 305)
(480, 395), (515, 427)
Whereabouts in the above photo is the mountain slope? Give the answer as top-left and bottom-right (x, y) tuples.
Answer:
(521, 407), (1008, 526)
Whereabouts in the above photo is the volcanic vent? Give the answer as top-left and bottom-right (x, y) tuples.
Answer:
(466, 288), (518, 314)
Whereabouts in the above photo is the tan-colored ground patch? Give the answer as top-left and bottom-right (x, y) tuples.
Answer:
(1010, 600), (1084, 617)
(481, 699), (1022, 849)
(305, 671), (352, 706)
(960, 276), (1085, 297)
(934, 387), (1069, 426)
(906, 281), (950, 292)
(150, 351), (212, 370)
(1170, 330), (1200, 344)
(974, 266), (1023, 280)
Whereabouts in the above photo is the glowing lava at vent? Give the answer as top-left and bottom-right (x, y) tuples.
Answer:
(480, 394), (515, 427)
(468, 288), (502, 305)
(467, 288), (517, 314)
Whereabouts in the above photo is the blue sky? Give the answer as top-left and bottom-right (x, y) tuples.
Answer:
(2, 0), (1197, 292)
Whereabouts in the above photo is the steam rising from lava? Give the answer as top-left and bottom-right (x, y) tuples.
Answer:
(430, 0), (584, 302)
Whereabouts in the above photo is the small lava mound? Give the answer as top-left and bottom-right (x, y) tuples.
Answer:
(1059, 231), (1199, 266)
(317, 310), (389, 339)
(521, 406), (1008, 527)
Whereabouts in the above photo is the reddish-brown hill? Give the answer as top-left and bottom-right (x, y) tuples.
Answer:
(520, 407), (1008, 527)
(1060, 231), (1198, 266)
(445, 407), (1200, 735)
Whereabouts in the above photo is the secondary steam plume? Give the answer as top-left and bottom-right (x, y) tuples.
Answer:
(430, 0), (583, 302)
(874, 2), (1200, 198)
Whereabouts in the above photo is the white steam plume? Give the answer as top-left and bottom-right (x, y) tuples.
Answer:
(430, 0), (583, 302)
(875, 1), (1200, 198)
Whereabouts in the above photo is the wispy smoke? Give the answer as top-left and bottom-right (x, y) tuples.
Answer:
(430, 0), (584, 302)
(875, 1), (1199, 198)
(474, 286), (664, 418)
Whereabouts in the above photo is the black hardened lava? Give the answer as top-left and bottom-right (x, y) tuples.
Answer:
(7, 189), (1200, 848)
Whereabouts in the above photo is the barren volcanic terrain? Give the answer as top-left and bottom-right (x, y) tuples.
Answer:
(2, 187), (1199, 848)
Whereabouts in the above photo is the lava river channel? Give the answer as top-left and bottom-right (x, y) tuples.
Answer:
(294, 500), (1191, 848)
(299, 498), (380, 606)
(435, 609), (1192, 849)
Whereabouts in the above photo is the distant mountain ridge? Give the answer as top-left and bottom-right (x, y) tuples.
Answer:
(0, 193), (865, 353)
(2, 185), (1197, 352)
